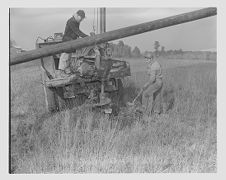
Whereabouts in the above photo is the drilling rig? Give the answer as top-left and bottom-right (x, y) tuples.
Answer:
(34, 8), (130, 114)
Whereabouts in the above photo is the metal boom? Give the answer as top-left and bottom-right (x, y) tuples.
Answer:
(10, 7), (217, 66)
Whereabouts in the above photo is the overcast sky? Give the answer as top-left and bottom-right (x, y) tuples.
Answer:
(10, 8), (216, 52)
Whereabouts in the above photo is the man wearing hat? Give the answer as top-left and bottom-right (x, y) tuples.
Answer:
(58, 10), (88, 77)
(141, 52), (163, 116)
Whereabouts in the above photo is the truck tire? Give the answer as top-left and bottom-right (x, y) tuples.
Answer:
(109, 79), (125, 116)
(117, 79), (125, 107)
(56, 88), (87, 111)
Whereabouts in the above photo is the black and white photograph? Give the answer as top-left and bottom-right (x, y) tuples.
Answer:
(9, 4), (218, 174)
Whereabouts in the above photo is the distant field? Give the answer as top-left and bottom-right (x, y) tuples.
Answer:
(125, 57), (215, 73)
(10, 58), (216, 173)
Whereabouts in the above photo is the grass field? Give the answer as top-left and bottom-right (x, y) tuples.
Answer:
(10, 58), (216, 173)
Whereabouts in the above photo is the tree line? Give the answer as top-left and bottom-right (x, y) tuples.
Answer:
(148, 41), (216, 61)
(109, 40), (142, 58)
(110, 40), (216, 61)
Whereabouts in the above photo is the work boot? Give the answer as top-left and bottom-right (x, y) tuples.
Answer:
(64, 67), (72, 74)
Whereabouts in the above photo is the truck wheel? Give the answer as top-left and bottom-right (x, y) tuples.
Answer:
(109, 79), (125, 116)
(65, 94), (87, 109)
(56, 89), (87, 111)
(41, 70), (58, 112)
(55, 87), (67, 110)
(117, 79), (125, 107)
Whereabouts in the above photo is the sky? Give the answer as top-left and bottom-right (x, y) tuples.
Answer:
(10, 8), (216, 52)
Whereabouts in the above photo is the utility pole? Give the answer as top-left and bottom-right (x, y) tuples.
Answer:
(100, 8), (106, 34)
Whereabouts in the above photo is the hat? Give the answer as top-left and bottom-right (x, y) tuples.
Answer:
(144, 52), (154, 59)
(76, 10), (86, 19)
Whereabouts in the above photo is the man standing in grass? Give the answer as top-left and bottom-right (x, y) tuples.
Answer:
(141, 52), (163, 116)
(57, 10), (88, 78)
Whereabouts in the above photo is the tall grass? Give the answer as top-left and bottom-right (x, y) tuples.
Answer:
(10, 62), (216, 173)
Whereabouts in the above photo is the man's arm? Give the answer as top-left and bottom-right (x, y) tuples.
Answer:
(142, 70), (156, 91)
(69, 21), (88, 38)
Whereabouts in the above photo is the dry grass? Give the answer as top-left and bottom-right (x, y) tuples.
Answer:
(10, 59), (216, 173)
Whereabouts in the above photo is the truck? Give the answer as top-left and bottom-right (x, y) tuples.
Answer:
(36, 31), (131, 115)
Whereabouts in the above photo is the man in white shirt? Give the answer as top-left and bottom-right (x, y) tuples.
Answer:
(141, 52), (163, 116)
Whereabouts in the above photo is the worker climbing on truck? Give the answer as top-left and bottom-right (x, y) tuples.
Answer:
(57, 10), (88, 78)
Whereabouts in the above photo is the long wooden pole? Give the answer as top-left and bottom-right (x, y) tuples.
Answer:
(10, 7), (216, 66)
